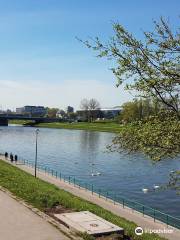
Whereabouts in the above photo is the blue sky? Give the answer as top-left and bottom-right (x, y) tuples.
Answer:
(0, 0), (179, 110)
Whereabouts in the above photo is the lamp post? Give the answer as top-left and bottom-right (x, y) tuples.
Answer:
(35, 129), (39, 178)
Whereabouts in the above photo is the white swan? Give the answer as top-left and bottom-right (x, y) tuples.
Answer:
(153, 185), (160, 190)
(91, 173), (97, 176)
(142, 188), (149, 193)
(91, 172), (101, 177)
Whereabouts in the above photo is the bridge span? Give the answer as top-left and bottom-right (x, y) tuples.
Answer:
(0, 114), (61, 126)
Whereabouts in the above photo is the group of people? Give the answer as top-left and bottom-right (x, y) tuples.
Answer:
(5, 152), (18, 163)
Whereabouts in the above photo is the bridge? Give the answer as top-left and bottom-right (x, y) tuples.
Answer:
(0, 114), (62, 126)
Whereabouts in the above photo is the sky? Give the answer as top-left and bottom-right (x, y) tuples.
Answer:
(0, 0), (179, 110)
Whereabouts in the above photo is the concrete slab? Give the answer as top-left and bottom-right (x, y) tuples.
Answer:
(54, 211), (124, 236)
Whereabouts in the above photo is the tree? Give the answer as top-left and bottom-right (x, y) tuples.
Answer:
(89, 98), (100, 110)
(80, 17), (180, 119)
(80, 98), (90, 121)
(47, 108), (59, 118)
(56, 109), (66, 119)
(120, 100), (140, 123)
(68, 112), (77, 121)
(89, 98), (100, 121)
(80, 17), (180, 192)
(80, 17), (180, 159)
(80, 98), (100, 121)
(168, 170), (180, 194)
(119, 98), (162, 123)
(108, 115), (180, 161)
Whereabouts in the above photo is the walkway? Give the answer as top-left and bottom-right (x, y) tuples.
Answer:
(0, 189), (70, 240)
(1, 157), (180, 240)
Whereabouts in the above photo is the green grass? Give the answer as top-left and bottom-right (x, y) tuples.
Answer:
(9, 120), (34, 125)
(9, 120), (123, 133)
(36, 122), (124, 133)
(0, 160), (166, 240)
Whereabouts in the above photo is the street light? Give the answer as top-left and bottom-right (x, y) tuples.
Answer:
(35, 129), (39, 178)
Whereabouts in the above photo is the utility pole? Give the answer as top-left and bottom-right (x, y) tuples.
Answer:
(35, 129), (39, 178)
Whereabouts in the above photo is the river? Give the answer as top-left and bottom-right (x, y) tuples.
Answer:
(0, 125), (179, 218)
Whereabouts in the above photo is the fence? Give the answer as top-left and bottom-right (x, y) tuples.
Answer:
(2, 154), (180, 229)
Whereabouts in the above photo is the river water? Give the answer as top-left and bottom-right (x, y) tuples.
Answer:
(0, 125), (179, 218)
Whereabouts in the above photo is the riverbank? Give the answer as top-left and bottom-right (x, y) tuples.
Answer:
(9, 120), (123, 133)
(0, 158), (177, 240)
(36, 122), (124, 133)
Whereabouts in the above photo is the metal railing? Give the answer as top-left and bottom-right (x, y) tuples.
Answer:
(2, 154), (180, 229)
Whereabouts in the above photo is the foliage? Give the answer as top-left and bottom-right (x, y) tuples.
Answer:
(57, 109), (66, 118)
(119, 101), (141, 123)
(80, 17), (180, 164)
(67, 112), (77, 120)
(0, 160), (166, 240)
(118, 98), (165, 123)
(47, 108), (59, 118)
(108, 115), (180, 160)
(80, 17), (180, 119)
(77, 232), (96, 240)
(168, 170), (180, 194)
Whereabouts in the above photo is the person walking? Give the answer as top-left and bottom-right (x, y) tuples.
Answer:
(14, 155), (18, 164)
(10, 153), (13, 162)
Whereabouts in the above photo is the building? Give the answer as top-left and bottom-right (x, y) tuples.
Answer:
(16, 106), (47, 117)
(76, 109), (102, 121)
(16, 108), (24, 114)
(100, 107), (122, 119)
(66, 106), (74, 113)
(76, 107), (122, 121)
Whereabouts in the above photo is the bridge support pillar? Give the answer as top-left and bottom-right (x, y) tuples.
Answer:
(0, 119), (8, 126)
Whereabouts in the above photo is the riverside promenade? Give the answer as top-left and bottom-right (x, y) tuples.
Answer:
(1, 156), (180, 240)
(0, 189), (70, 240)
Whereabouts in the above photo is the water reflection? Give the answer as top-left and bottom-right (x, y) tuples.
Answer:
(79, 131), (101, 174)
(80, 130), (100, 153)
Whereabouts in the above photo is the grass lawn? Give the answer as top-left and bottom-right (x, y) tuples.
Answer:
(0, 160), (166, 240)
(9, 120), (124, 133)
(36, 122), (124, 133)
(9, 120), (125, 133)
(9, 120), (34, 125)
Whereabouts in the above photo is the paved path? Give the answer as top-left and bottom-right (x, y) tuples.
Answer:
(0, 189), (70, 240)
(1, 157), (180, 240)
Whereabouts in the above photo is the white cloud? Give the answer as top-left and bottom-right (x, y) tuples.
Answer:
(0, 79), (133, 110)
